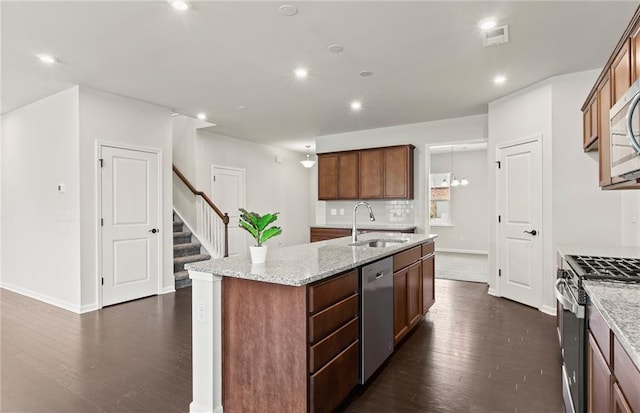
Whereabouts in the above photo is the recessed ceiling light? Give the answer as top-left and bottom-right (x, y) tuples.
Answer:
(359, 70), (373, 77)
(480, 19), (497, 30)
(197, 113), (207, 120)
(328, 44), (344, 53)
(294, 67), (308, 79)
(237, 105), (247, 110)
(494, 74), (507, 84)
(350, 101), (362, 111)
(169, 0), (190, 11)
(36, 54), (57, 64)
(279, 4), (298, 16)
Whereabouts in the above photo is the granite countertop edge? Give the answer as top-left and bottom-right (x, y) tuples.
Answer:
(186, 232), (438, 287)
(583, 281), (640, 369)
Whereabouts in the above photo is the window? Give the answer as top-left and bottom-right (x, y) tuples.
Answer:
(429, 172), (452, 226)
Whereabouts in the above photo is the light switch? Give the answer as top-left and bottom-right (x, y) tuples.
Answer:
(339, 209), (345, 215)
(330, 209), (337, 216)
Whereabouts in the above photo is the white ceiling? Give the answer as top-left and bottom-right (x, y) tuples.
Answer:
(2, 1), (637, 152)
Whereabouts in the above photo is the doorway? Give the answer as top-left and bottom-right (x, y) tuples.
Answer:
(99, 144), (161, 307)
(212, 166), (246, 257)
(496, 137), (543, 309)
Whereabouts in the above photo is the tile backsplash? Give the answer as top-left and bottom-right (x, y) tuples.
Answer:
(322, 199), (415, 225)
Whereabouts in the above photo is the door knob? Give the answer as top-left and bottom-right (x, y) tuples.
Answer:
(149, 228), (159, 234)
(524, 229), (537, 236)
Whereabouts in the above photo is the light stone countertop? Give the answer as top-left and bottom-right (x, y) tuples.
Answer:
(556, 244), (640, 259)
(186, 232), (437, 286)
(583, 281), (640, 369)
(311, 223), (417, 231)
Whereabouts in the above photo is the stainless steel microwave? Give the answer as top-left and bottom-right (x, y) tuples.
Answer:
(610, 78), (640, 180)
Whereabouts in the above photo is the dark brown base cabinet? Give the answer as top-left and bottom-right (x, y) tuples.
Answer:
(587, 303), (640, 413)
(393, 241), (435, 345)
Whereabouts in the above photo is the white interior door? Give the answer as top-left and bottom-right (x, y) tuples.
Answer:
(212, 166), (245, 257)
(101, 145), (160, 307)
(496, 138), (542, 309)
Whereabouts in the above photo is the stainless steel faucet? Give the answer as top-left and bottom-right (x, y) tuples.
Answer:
(352, 201), (376, 242)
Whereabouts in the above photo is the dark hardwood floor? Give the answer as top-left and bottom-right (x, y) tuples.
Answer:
(1, 288), (193, 413)
(1, 280), (563, 413)
(344, 280), (564, 413)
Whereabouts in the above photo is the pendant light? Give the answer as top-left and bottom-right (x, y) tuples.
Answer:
(448, 145), (470, 187)
(300, 145), (316, 168)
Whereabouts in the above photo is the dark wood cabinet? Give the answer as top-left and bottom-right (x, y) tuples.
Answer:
(613, 383), (633, 413)
(581, 7), (640, 189)
(422, 252), (435, 314)
(222, 269), (359, 413)
(392, 241), (435, 345)
(612, 40), (632, 106)
(383, 146), (414, 199)
(588, 333), (612, 413)
(586, 304), (640, 413)
(338, 152), (359, 199)
(318, 145), (415, 200)
(584, 96), (598, 151)
(359, 148), (384, 199)
(318, 154), (338, 200)
(318, 152), (360, 200)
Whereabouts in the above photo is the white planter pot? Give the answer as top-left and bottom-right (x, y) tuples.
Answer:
(249, 245), (268, 264)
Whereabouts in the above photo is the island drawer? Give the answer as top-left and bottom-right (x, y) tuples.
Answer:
(421, 241), (434, 257)
(588, 303), (611, 365)
(309, 317), (359, 374)
(309, 293), (359, 343)
(393, 245), (421, 272)
(310, 340), (359, 413)
(308, 269), (358, 314)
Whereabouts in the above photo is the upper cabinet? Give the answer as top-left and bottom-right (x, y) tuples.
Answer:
(581, 6), (640, 190)
(318, 144), (415, 200)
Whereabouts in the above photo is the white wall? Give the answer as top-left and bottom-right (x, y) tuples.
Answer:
(488, 69), (636, 315)
(621, 192), (640, 247)
(1, 87), (82, 311)
(79, 87), (174, 310)
(172, 118), (312, 249)
(430, 149), (488, 253)
(315, 114), (489, 234)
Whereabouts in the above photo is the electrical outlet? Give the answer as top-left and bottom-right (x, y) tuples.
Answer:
(197, 301), (207, 323)
(339, 209), (345, 215)
(330, 209), (337, 216)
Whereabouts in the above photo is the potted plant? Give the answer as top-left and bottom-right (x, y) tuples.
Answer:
(239, 208), (282, 263)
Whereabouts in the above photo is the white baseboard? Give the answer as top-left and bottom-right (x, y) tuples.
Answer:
(161, 285), (176, 294)
(79, 303), (99, 314)
(488, 287), (498, 297)
(435, 248), (488, 255)
(1, 282), (82, 314)
(540, 304), (557, 316)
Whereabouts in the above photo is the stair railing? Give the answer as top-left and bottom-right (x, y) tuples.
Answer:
(173, 165), (229, 258)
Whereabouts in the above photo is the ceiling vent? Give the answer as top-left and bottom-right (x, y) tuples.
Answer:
(483, 25), (509, 47)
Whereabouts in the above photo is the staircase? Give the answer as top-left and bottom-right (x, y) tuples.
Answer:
(173, 213), (210, 289)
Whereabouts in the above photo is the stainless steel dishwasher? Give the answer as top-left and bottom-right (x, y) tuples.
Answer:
(360, 256), (394, 383)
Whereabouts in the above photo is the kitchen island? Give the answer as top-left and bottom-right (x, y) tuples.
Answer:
(186, 232), (437, 413)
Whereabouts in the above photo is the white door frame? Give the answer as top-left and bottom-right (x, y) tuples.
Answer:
(494, 135), (543, 307)
(96, 141), (164, 309)
(211, 165), (246, 256)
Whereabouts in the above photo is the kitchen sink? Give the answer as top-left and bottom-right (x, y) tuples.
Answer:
(349, 239), (408, 248)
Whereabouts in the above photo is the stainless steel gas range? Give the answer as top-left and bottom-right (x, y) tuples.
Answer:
(555, 255), (640, 413)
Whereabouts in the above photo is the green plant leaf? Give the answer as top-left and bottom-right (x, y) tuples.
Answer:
(257, 213), (278, 231)
(260, 226), (282, 244)
(239, 208), (259, 227)
(239, 220), (259, 240)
